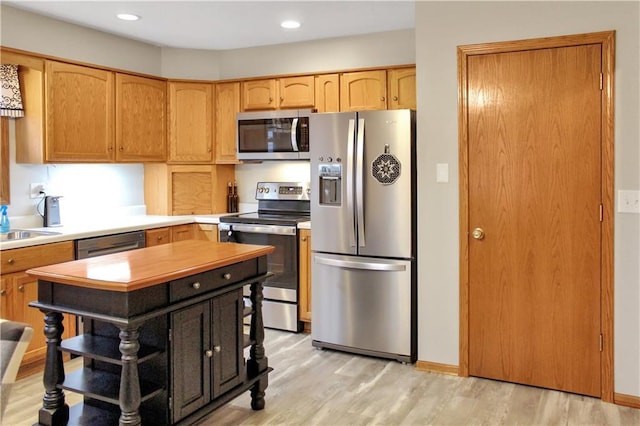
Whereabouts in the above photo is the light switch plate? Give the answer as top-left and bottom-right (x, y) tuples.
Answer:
(436, 163), (449, 183)
(618, 190), (640, 213)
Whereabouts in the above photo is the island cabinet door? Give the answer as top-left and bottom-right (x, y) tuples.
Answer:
(211, 288), (244, 398)
(171, 302), (211, 422)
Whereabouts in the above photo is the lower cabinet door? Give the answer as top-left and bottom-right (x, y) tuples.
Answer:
(211, 288), (243, 397)
(171, 302), (211, 422)
(171, 288), (243, 423)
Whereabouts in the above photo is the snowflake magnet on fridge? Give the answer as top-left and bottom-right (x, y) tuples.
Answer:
(371, 144), (401, 185)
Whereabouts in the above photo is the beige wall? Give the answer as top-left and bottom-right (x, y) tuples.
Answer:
(415, 1), (639, 397)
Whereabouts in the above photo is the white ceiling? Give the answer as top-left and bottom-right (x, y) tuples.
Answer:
(5, 1), (416, 50)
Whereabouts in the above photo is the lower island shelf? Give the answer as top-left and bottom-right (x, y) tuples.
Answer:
(26, 240), (275, 426)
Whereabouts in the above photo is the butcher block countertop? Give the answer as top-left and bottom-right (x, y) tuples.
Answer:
(26, 240), (275, 293)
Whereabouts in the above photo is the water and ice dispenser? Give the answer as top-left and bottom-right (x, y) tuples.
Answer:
(318, 163), (342, 206)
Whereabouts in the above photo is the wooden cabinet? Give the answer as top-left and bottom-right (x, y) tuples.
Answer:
(298, 229), (312, 327)
(171, 224), (194, 242)
(1, 117), (9, 204)
(0, 241), (76, 373)
(340, 70), (387, 111)
(146, 227), (171, 247)
(171, 288), (243, 422)
(168, 82), (214, 163)
(242, 76), (314, 111)
(242, 79), (277, 111)
(194, 224), (219, 242)
(315, 74), (340, 113)
(388, 67), (416, 110)
(278, 76), (315, 109)
(115, 73), (166, 162)
(144, 164), (235, 215)
(214, 82), (240, 164)
(45, 61), (115, 162)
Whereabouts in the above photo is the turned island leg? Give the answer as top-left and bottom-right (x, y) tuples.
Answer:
(38, 311), (68, 426)
(248, 280), (268, 410)
(118, 326), (142, 426)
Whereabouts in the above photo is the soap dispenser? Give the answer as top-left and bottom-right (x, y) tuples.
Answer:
(0, 205), (9, 233)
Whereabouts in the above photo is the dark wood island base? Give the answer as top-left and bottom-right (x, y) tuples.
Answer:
(26, 240), (275, 426)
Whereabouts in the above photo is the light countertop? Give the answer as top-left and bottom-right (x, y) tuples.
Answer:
(1, 214), (311, 251)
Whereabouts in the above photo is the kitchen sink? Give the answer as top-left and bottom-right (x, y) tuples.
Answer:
(0, 229), (62, 241)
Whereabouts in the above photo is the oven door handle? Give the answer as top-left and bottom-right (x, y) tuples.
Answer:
(224, 223), (297, 236)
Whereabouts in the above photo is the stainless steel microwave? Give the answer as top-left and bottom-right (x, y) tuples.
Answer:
(237, 109), (312, 160)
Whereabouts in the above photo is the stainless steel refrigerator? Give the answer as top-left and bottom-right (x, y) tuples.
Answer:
(310, 109), (416, 363)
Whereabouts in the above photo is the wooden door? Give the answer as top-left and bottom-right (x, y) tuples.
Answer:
(45, 61), (114, 162)
(278, 76), (315, 109)
(315, 74), (340, 112)
(462, 37), (612, 398)
(242, 79), (277, 111)
(214, 82), (240, 164)
(388, 68), (416, 110)
(115, 74), (166, 162)
(340, 70), (387, 111)
(168, 82), (214, 163)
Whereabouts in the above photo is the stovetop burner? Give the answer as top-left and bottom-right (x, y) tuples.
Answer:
(220, 211), (310, 226)
(219, 181), (311, 226)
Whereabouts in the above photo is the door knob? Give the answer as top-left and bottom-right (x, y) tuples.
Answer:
(472, 227), (485, 240)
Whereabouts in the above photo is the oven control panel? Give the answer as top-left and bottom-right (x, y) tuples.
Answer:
(255, 181), (311, 201)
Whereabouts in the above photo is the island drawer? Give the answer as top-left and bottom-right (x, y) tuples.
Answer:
(169, 258), (259, 302)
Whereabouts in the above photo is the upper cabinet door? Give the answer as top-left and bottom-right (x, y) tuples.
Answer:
(214, 82), (240, 164)
(340, 70), (387, 111)
(242, 79), (277, 111)
(388, 68), (416, 110)
(168, 82), (214, 163)
(315, 74), (340, 113)
(116, 74), (167, 162)
(278, 76), (315, 109)
(45, 61), (115, 162)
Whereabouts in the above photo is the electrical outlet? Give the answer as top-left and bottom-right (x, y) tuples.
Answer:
(618, 190), (640, 213)
(29, 182), (47, 199)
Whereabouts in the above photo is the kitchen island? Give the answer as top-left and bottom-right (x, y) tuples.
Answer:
(26, 240), (275, 426)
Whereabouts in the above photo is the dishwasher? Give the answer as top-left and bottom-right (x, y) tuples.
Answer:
(75, 231), (146, 332)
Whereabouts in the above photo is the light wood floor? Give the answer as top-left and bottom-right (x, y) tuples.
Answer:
(3, 330), (639, 425)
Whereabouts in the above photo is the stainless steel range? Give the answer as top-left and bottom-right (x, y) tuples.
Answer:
(219, 181), (310, 332)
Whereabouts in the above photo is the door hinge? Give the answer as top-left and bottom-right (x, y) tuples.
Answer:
(599, 204), (604, 222)
(599, 334), (603, 352)
(599, 73), (603, 90)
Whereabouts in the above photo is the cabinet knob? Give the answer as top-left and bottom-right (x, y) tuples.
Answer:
(157, 235), (163, 240)
(213, 345), (221, 353)
(393, 96), (398, 101)
(301, 236), (307, 242)
(0, 289), (6, 296)
(205, 349), (213, 357)
(223, 273), (231, 280)
(7, 258), (14, 265)
(381, 96), (386, 101)
(119, 146), (124, 152)
(269, 97), (273, 103)
(18, 285), (25, 293)
(280, 96), (284, 102)
(192, 282), (201, 289)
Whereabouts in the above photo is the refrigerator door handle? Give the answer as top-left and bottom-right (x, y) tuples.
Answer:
(315, 255), (407, 272)
(347, 118), (356, 248)
(291, 117), (299, 152)
(356, 118), (365, 247)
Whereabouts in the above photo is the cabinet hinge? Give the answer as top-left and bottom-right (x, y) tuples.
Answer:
(599, 334), (603, 352)
(168, 328), (172, 342)
(169, 397), (172, 411)
(599, 73), (603, 90)
(600, 204), (603, 222)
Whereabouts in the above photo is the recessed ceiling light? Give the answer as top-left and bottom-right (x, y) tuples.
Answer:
(281, 20), (301, 29)
(117, 13), (140, 21)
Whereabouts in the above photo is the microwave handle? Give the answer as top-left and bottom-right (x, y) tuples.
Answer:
(291, 117), (299, 152)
